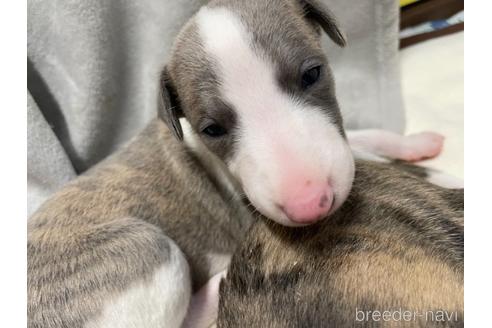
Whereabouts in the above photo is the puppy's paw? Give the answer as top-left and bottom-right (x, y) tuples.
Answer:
(399, 132), (444, 162)
(182, 270), (227, 328)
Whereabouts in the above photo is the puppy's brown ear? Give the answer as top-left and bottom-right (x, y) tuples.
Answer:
(159, 67), (183, 140)
(299, 0), (346, 47)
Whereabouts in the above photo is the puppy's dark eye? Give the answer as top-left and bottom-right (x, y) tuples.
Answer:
(301, 65), (322, 89)
(202, 123), (227, 137)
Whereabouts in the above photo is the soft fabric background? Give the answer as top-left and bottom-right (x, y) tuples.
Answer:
(402, 31), (464, 179)
(325, 0), (405, 132)
(27, 0), (405, 216)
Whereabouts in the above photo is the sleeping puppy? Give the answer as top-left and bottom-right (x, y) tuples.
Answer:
(217, 160), (464, 328)
(162, 0), (447, 325)
(28, 0), (446, 327)
(163, 0), (444, 228)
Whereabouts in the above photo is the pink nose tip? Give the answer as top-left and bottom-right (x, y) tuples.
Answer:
(282, 185), (334, 224)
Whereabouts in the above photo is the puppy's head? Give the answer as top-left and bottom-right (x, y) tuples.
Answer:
(161, 0), (354, 226)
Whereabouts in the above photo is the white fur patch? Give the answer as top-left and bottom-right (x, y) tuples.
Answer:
(85, 243), (191, 328)
(196, 6), (354, 226)
(351, 148), (390, 163)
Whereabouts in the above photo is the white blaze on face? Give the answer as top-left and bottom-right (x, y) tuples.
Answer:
(196, 6), (354, 226)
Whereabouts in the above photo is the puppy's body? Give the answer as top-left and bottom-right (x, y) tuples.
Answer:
(27, 125), (449, 328)
(28, 0), (454, 327)
(28, 120), (252, 328)
(218, 160), (464, 328)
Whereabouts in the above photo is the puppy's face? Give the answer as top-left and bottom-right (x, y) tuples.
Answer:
(163, 0), (354, 226)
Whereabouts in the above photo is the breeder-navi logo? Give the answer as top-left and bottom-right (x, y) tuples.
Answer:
(355, 308), (459, 323)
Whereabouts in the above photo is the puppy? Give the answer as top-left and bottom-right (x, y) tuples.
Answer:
(217, 160), (464, 327)
(28, 0), (446, 327)
(163, 0), (443, 228)
(27, 119), (255, 328)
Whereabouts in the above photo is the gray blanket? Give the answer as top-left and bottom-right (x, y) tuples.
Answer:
(27, 0), (404, 216)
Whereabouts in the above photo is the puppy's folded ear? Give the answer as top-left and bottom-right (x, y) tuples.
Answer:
(299, 0), (346, 47)
(159, 67), (183, 140)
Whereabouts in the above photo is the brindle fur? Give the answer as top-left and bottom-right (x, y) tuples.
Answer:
(27, 1), (354, 326)
(218, 160), (464, 328)
(28, 120), (252, 327)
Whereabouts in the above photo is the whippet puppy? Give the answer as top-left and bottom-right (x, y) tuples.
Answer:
(28, 0), (447, 327)
(162, 0), (444, 227)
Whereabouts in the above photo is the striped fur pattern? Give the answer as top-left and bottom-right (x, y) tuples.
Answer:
(218, 160), (464, 328)
(28, 120), (253, 328)
(28, 0), (460, 326)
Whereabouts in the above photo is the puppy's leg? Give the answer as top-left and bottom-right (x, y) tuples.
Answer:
(182, 270), (227, 328)
(86, 235), (191, 328)
(28, 217), (191, 328)
(348, 129), (444, 162)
